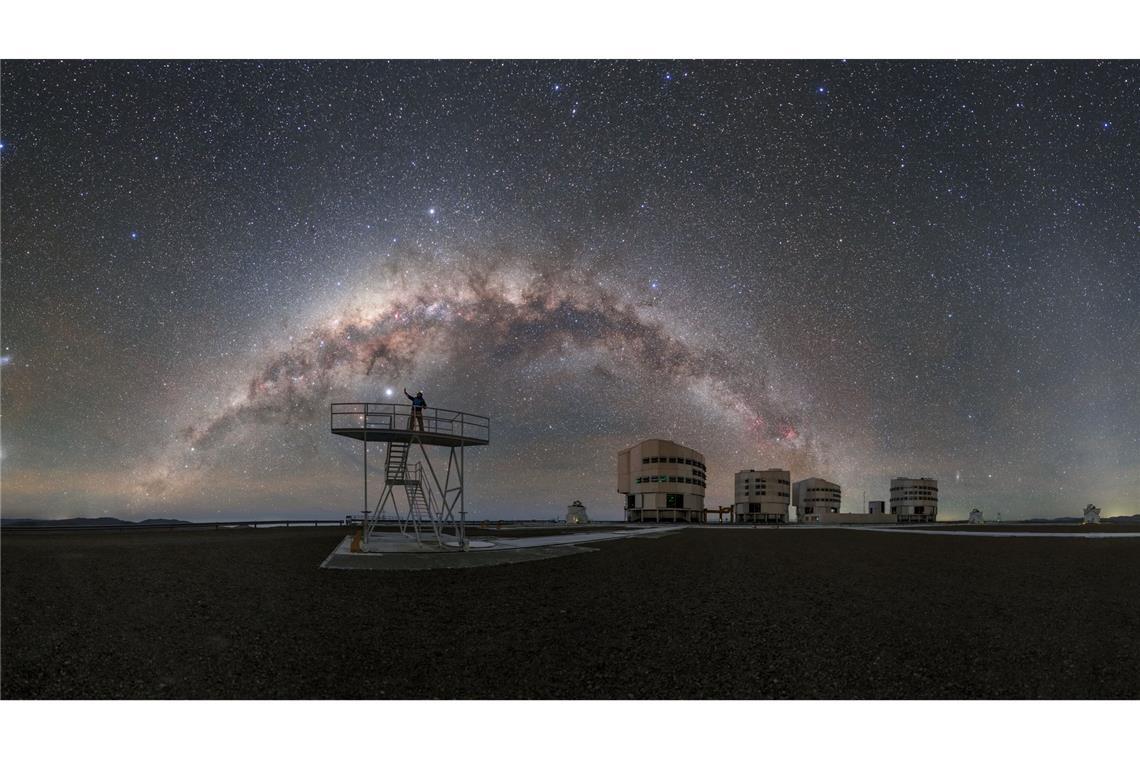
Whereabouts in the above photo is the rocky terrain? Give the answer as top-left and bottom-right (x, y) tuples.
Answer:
(3, 526), (1138, 699)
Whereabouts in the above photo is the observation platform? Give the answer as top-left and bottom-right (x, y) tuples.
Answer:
(330, 403), (490, 447)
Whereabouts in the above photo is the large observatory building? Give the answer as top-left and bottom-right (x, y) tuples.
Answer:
(792, 477), (841, 523)
(617, 439), (707, 522)
(889, 477), (939, 523)
(734, 469), (791, 523)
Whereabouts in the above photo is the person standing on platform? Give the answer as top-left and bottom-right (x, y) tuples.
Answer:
(404, 388), (427, 431)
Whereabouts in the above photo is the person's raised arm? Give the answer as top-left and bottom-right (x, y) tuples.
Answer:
(404, 387), (413, 401)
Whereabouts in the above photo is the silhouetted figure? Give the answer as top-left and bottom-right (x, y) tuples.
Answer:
(404, 388), (426, 431)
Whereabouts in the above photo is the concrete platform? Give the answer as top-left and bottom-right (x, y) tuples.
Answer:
(320, 525), (684, 570)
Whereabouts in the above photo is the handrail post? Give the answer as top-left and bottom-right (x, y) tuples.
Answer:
(459, 439), (466, 549)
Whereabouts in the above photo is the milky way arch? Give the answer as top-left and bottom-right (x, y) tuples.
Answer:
(138, 261), (816, 504)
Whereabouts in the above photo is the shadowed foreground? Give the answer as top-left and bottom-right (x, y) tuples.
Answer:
(3, 527), (1138, 699)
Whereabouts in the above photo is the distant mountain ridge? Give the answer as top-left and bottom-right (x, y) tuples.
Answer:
(0, 517), (193, 527)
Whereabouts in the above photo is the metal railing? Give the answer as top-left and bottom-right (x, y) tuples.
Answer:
(330, 402), (490, 443)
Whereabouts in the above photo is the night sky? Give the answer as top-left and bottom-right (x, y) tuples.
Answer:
(1, 60), (1137, 521)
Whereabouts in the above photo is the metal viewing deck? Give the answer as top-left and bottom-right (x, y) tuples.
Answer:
(331, 401), (490, 551)
(330, 403), (490, 447)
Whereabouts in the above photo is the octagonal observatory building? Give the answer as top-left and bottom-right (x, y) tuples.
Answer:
(617, 439), (707, 522)
(734, 469), (791, 523)
(793, 477), (842, 523)
(889, 477), (938, 523)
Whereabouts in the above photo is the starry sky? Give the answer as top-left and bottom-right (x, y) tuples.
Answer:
(1, 60), (1137, 521)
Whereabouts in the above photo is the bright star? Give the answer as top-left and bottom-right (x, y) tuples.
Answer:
(385, 388), (394, 397)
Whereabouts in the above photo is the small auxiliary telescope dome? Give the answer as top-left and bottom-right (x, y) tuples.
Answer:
(566, 500), (590, 525)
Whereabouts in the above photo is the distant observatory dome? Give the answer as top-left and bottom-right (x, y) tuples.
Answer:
(968, 508), (983, 524)
(566, 500), (590, 525)
(1083, 504), (1101, 524)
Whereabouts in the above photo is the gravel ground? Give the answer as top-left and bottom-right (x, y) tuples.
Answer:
(883, 523), (1140, 532)
(3, 526), (1139, 699)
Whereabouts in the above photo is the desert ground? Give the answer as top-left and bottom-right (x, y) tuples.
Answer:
(3, 525), (1138, 699)
(891, 522), (1140, 532)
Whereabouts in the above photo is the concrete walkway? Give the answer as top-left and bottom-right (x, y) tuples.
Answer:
(320, 524), (685, 570)
(485, 525), (683, 548)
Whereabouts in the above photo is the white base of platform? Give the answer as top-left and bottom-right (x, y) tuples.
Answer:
(321, 525), (684, 570)
(355, 524), (682, 554)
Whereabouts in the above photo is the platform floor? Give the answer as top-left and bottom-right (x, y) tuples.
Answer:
(320, 525), (684, 570)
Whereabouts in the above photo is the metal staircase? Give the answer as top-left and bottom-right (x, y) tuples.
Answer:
(405, 472), (432, 522)
(368, 440), (444, 545)
(385, 440), (412, 485)
(400, 464), (440, 543)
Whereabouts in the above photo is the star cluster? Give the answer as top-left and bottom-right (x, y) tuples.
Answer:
(1, 60), (1137, 519)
